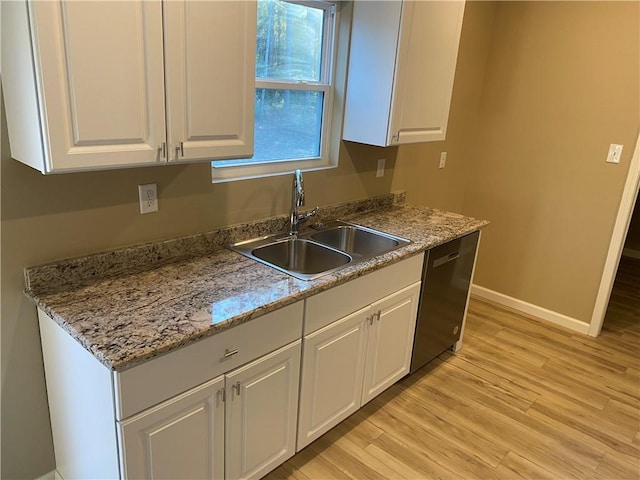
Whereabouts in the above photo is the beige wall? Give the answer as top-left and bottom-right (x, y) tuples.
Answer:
(463, 1), (639, 322)
(3, 1), (638, 477)
(392, 1), (497, 212)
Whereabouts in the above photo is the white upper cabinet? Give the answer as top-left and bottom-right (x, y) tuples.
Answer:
(343, 1), (465, 146)
(164, 1), (255, 163)
(2, 1), (255, 174)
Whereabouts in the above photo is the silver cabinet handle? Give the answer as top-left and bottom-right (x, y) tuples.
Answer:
(175, 141), (184, 158)
(375, 310), (381, 322)
(232, 381), (241, 397)
(158, 142), (166, 159)
(224, 348), (238, 358)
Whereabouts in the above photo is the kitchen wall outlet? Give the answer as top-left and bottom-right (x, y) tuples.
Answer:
(138, 183), (158, 214)
(439, 152), (447, 169)
(606, 144), (623, 164)
(376, 158), (385, 178)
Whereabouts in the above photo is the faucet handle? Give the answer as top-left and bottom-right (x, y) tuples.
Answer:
(300, 206), (319, 221)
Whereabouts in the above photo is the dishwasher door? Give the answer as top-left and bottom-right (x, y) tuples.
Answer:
(410, 231), (479, 373)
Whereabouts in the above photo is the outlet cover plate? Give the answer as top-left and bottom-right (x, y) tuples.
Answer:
(439, 152), (447, 169)
(138, 184), (158, 214)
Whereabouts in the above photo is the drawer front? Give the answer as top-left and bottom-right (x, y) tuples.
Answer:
(114, 301), (303, 420)
(304, 254), (424, 335)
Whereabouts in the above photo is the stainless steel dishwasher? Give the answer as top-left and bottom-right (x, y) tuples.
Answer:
(410, 231), (479, 373)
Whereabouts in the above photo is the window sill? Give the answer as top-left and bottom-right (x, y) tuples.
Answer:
(211, 156), (337, 183)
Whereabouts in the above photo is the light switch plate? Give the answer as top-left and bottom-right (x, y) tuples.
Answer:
(606, 144), (623, 164)
(376, 158), (385, 178)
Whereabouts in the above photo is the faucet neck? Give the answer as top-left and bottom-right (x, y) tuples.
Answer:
(294, 170), (304, 207)
(290, 170), (305, 235)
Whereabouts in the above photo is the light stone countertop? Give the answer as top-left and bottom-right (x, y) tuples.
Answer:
(25, 193), (488, 372)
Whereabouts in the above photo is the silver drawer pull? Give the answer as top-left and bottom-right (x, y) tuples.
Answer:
(224, 348), (239, 358)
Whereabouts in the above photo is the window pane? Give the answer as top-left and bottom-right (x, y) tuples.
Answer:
(256, 0), (325, 82)
(254, 88), (323, 162)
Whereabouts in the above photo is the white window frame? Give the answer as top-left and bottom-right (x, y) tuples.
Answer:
(212, 0), (340, 183)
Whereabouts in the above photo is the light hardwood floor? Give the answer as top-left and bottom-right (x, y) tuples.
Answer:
(266, 256), (640, 479)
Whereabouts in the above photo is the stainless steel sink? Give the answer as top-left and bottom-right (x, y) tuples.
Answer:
(231, 236), (352, 281)
(229, 220), (410, 281)
(309, 222), (409, 257)
(252, 238), (351, 279)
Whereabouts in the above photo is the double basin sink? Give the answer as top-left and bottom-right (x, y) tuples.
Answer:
(230, 221), (411, 280)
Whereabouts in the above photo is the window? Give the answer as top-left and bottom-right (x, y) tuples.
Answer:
(213, 0), (339, 182)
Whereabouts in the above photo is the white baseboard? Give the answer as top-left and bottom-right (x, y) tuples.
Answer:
(622, 247), (640, 259)
(471, 285), (590, 334)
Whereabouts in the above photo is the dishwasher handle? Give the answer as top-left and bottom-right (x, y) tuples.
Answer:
(432, 251), (460, 268)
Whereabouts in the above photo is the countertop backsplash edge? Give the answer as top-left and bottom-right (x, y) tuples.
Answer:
(25, 191), (406, 295)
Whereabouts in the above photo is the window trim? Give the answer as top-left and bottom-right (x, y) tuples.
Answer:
(212, 0), (341, 183)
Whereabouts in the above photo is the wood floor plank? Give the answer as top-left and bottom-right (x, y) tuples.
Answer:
(454, 348), (612, 410)
(369, 433), (467, 480)
(269, 444), (348, 480)
(363, 396), (498, 479)
(543, 357), (640, 410)
(388, 385), (509, 468)
(492, 451), (560, 480)
(595, 451), (640, 480)
(314, 427), (404, 480)
(528, 397), (639, 455)
(446, 395), (605, 475)
(264, 257), (639, 479)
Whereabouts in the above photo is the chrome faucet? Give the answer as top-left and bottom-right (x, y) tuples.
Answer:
(290, 169), (318, 236)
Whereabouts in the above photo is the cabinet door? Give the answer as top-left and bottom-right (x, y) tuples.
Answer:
(362, 282), (421, 405)
(225, 340), (301, 480)
(164, 1), (256, 163)
(28, 1), (167, 172)
(118, 376), (225, 480)
(389, 1), (465, 144)
(297, 307), (369, 450)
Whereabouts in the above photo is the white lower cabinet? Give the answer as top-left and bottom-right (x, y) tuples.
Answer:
(118, 341), (301, 480)
(297, 307), (369, 449)
(37, 255), (425, 479)
(361, 283), (421, 405)
(225, 341), (301, 480)
(119, 377), (226, 480)
(297, 255), (424, 450)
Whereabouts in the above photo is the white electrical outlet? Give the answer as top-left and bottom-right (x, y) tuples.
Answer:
(606, 144), (623, 164)
(439, 152), (447, 169)
(376, 158), (385, 178)
(138, 183), (158, 214)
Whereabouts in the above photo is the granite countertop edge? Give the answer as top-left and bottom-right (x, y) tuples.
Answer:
(25, 195), (488, 372)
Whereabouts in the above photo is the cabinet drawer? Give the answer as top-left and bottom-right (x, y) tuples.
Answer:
(304, 254), (423, 335)
(114, 301), (303, 420)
